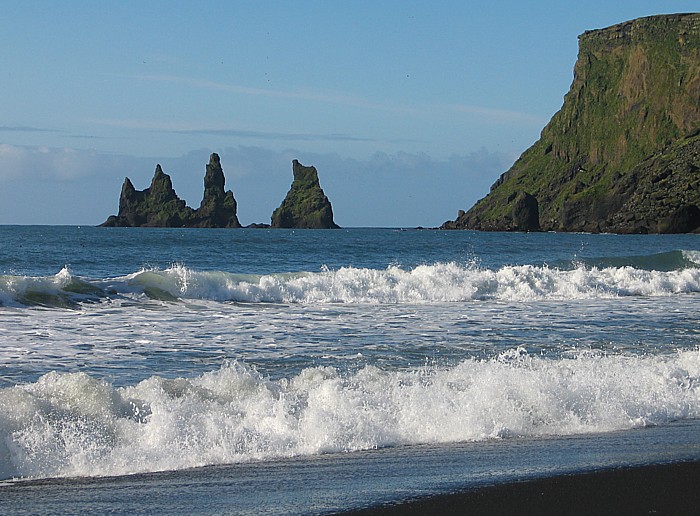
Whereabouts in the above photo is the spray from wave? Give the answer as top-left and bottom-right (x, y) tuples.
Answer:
(125, 261), (700, 303)
(0, 267), (106, 308)
(1, 250), (700, 307)
(1, 348), (698, 480)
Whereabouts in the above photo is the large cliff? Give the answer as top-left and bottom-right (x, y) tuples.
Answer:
(101, 153), (241, 228)
(443, 13), (700, 233)
(271, 160), (340, 229)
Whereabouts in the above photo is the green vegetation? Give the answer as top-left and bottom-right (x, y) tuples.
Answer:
(102, 154), (241, 228)
(443, 14), (700, 233)
(271, 160), (340, 229)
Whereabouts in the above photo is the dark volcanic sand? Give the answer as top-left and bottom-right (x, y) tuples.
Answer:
(344, 460), (700, 515)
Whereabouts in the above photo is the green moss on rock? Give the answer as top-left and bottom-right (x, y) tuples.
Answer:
(101, 153), (241, 228)
(193, 153), (241, 228)
(271, 160), (340, 229)
(443, 13), (700, 233)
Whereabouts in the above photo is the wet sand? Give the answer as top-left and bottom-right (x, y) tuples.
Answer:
(345, 460), (700, 515)
(2, 423), (700, 514)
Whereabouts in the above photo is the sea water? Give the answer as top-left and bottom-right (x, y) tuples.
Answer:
(1, 227), (699, 510)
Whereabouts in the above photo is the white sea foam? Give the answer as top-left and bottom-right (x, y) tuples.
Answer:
(0, 267), (104, 308)
(1, 348), (699, 480)
(125, 262), (700, 304)
(0, 267), (70, 306)
(2, 260), (700, 308)
(683, 250), (700, 266)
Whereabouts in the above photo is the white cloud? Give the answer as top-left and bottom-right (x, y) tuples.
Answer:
(0, 144), (145, 182)
(0, 144), (89, 181)
(85, 119), (376, 144)
(0, 144), (156, 224)
(0, 143), (512, 227)
(0, 126), (58, 133)
(211, 146), (512, 227)
(450, 104), (547, 126)
(128, 74), (549, 128)
(129, 74), (414, 114)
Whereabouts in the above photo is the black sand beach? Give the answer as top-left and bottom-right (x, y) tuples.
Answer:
(2, 420), (700, 514)
(344, 460), (700, 515)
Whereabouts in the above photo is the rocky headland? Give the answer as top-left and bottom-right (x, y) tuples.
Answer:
(101, 153), (241, 228)
(271, 160), (340, 229)
(443, 13), (700, 233)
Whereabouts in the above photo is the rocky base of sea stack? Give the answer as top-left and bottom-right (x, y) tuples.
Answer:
(271, 160), (340, 229)
(101, 153), (241, 228)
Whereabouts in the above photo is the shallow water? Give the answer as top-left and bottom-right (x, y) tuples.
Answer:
(2, 420), (699, 515)
(1, 227), (699, 499)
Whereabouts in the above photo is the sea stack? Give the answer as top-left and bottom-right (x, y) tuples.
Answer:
(101, 153), (241, 228)
(271, 160), (340, 229)
(442, 13), (700, 233)
(192, 153), (241, 228)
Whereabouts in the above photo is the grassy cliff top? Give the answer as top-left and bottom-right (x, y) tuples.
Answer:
(444, 13), (700, 233)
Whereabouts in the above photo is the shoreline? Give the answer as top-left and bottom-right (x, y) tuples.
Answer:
(343, 460), (700, 515)
(3, 419), (700, 514)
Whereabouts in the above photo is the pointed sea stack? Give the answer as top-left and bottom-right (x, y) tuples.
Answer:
(193, 153), (241, 228)
(101, 154), (241, 228)
(442, 13), (700, 233)
(271, 160), (340, 229)
(101, 165), (194, 227)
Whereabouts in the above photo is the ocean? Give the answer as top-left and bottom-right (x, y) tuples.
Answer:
(1, 226), (700, 513)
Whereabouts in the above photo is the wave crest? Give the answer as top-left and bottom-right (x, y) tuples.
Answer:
(0, 267), (106, 308)
(127, 262), (700, 303)
(2, 255), (700, 307)
(2, 349), (699, 480)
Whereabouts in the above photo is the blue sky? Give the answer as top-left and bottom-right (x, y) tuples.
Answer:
(0, 1), (696, 226)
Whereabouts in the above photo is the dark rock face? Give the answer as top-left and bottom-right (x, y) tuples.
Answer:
(194, 153), (241, 228)
(101, 153), (241, 228)
(606, 135), (700, 233)
(511, 192), (540, 231)
(443, 191), (540, 231)
(270, 160), (340, 229)
(659, 205), (700, 233)
(443, 13), (700, 233)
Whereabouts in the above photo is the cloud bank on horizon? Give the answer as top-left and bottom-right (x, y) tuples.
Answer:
(0, 144), (511, 227)
(0, 1), (692, 226)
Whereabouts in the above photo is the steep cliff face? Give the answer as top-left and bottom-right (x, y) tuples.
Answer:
(101, 153), (241, 228)
(102, 165), (194, 227)
(443, 13), (700, 233)
(271, 160), (340, 229)
(193, 153), (241, 228)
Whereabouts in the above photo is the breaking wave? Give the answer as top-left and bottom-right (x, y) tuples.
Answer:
(1, 250), (699, 307)
(1, 348), (699, 480)
(0, 267), (107, 308)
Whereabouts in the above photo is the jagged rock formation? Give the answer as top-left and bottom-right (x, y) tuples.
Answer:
(101, 153), (241, 228)
(271, 160), (340, 229)
(192, 153), (240, 228)
(443, 13), (700, 233)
